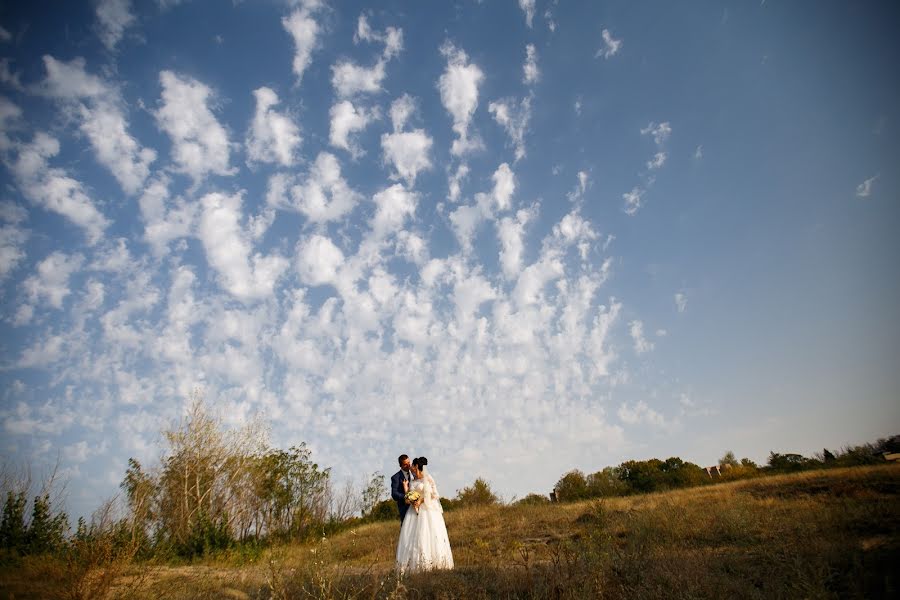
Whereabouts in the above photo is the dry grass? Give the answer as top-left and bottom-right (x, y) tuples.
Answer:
(2, 464), (898, 599)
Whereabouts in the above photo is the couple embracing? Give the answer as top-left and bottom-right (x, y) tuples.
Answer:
(390, 454), (454, 574)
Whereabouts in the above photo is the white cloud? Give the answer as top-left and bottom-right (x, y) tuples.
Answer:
(439, 42), (484, 156)
(497, 205), (536, 279)
(328, 100), (375, 156)
(269, 152), (361, 224)
(0, 224), (28, 281)
(155, 70), (232, 182)
(622, 186), (644, 216)
(381, 130), (433, 186)
(488, 96), (532, 162)
(544, 9), (557, 33)
(694, 145), (703, 160)
(198, 191), (289, 301)
(95, 0), (136, 51)
(491, 162), (516, 211)
(39, 56), (156, 195)
(647, 151), (667, 170)
(0, 26), (11, 43)
(23, 251), (84, 309)
(518, 0), (536, 28)
(246, 87), (301, 167)
(617, 400), (667, 428)
(296, 233), (344, 287)
(856, 174), (878, 198)
(283, 8), (320, 85)
(448, 163), (469, 203)
(641, 121), (672, 147)
(354, 15), (403, 60)
(138, 175), (196, 256)
(331, 59), (386, 98)
(36, 55), (106, 98)
(523, 44), (539, 84)
(449, 163), (515, 250)
(675, 292), (687, 313)
(629, 320), (654, 354)
(9, 132), (109, 244)
(371, 184), (417, 239)
(389, 93), (416, 132)
(596, 28), (622, 59)
(553, 209), (598, 247)
(0, 96), (22, 151)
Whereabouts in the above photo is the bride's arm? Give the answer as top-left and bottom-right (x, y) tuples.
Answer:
(426, 474), (443, 510)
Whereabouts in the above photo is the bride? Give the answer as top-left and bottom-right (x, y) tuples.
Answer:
(395, 456), (454, 574)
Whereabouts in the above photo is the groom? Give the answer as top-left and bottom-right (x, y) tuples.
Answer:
(390, 454), (413, 524)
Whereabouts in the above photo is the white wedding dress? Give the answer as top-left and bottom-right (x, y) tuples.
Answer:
(395, 473), (454, 574)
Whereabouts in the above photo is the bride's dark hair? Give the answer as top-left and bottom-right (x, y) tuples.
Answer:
(416, 457), (428, 471)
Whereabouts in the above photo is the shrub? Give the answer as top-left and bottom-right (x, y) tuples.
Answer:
(366, 498), (399, 522)
(514, 493), (551, 506)
(455, 478), (500, 507)
(554, 470), (591, 502)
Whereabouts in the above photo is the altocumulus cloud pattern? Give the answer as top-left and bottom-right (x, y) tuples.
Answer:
(1, 1), (898, 518)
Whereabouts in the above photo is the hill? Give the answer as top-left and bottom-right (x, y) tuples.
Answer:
(2, 464), (898, 599)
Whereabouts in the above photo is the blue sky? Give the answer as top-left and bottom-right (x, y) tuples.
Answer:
(1, 0), (898, 519)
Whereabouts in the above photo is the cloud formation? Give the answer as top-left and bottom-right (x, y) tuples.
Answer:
(246, 87), (302, 167)
(439, 42), (484, 156)
(155, 70), (233, 182)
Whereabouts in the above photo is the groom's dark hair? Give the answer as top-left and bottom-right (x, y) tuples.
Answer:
(398, 454), (409, 465)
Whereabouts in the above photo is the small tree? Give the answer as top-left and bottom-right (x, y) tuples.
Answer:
(455, 478), (500, 507)
(0, 491), (27, 554)
(719, 451), (740, 468)
(554, 470), (590, 502)
(767, 452), (809, 472)
(25, 493), (68, 554)
(514, 493), (550, 506)
(587, 467), (628, 498)
(359, 472), (385, 518)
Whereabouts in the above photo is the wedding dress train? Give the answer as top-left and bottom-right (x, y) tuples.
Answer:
(395, 473), (454, 574)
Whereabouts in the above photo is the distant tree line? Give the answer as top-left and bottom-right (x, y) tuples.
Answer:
(548, 436), (900, 503)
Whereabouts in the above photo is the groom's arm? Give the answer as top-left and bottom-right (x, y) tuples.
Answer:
(390, 472), (404, 503)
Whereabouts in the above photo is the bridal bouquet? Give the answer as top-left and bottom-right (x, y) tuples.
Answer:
(405, 490), (422, 513)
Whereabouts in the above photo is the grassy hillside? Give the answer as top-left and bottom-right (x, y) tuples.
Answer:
(2, 464), (898, 599)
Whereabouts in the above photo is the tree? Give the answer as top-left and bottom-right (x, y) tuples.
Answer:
(154, 391), (267, 555)
(554, 470), (590, 502)
(359, 472), (385, 518)
(587, 467), (628, 498)
(660, 457), (705, 489)
(0, 491), (27, 553)
(618, 459), (665, 493)
(455, 478), (500, 507)
(514, 493), (550, 506)
(25, 493), (68, 554)
(367, 498), (399, 521)
(767, 452), (809, 471)
(120, 458), (155, 549)
(719, 451), (740, 468)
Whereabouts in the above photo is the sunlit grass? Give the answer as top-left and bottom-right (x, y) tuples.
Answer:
(2, 464), (897, 598)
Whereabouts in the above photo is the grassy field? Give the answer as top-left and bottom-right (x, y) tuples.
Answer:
(2, 464), (898, 599)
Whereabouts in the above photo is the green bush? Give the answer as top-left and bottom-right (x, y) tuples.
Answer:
(514, 493), (551, 506)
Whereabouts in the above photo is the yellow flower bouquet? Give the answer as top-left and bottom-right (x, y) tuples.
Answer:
(405, 489), (421, 513)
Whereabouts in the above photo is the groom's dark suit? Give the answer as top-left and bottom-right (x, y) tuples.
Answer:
(390, 469), (413, 523)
